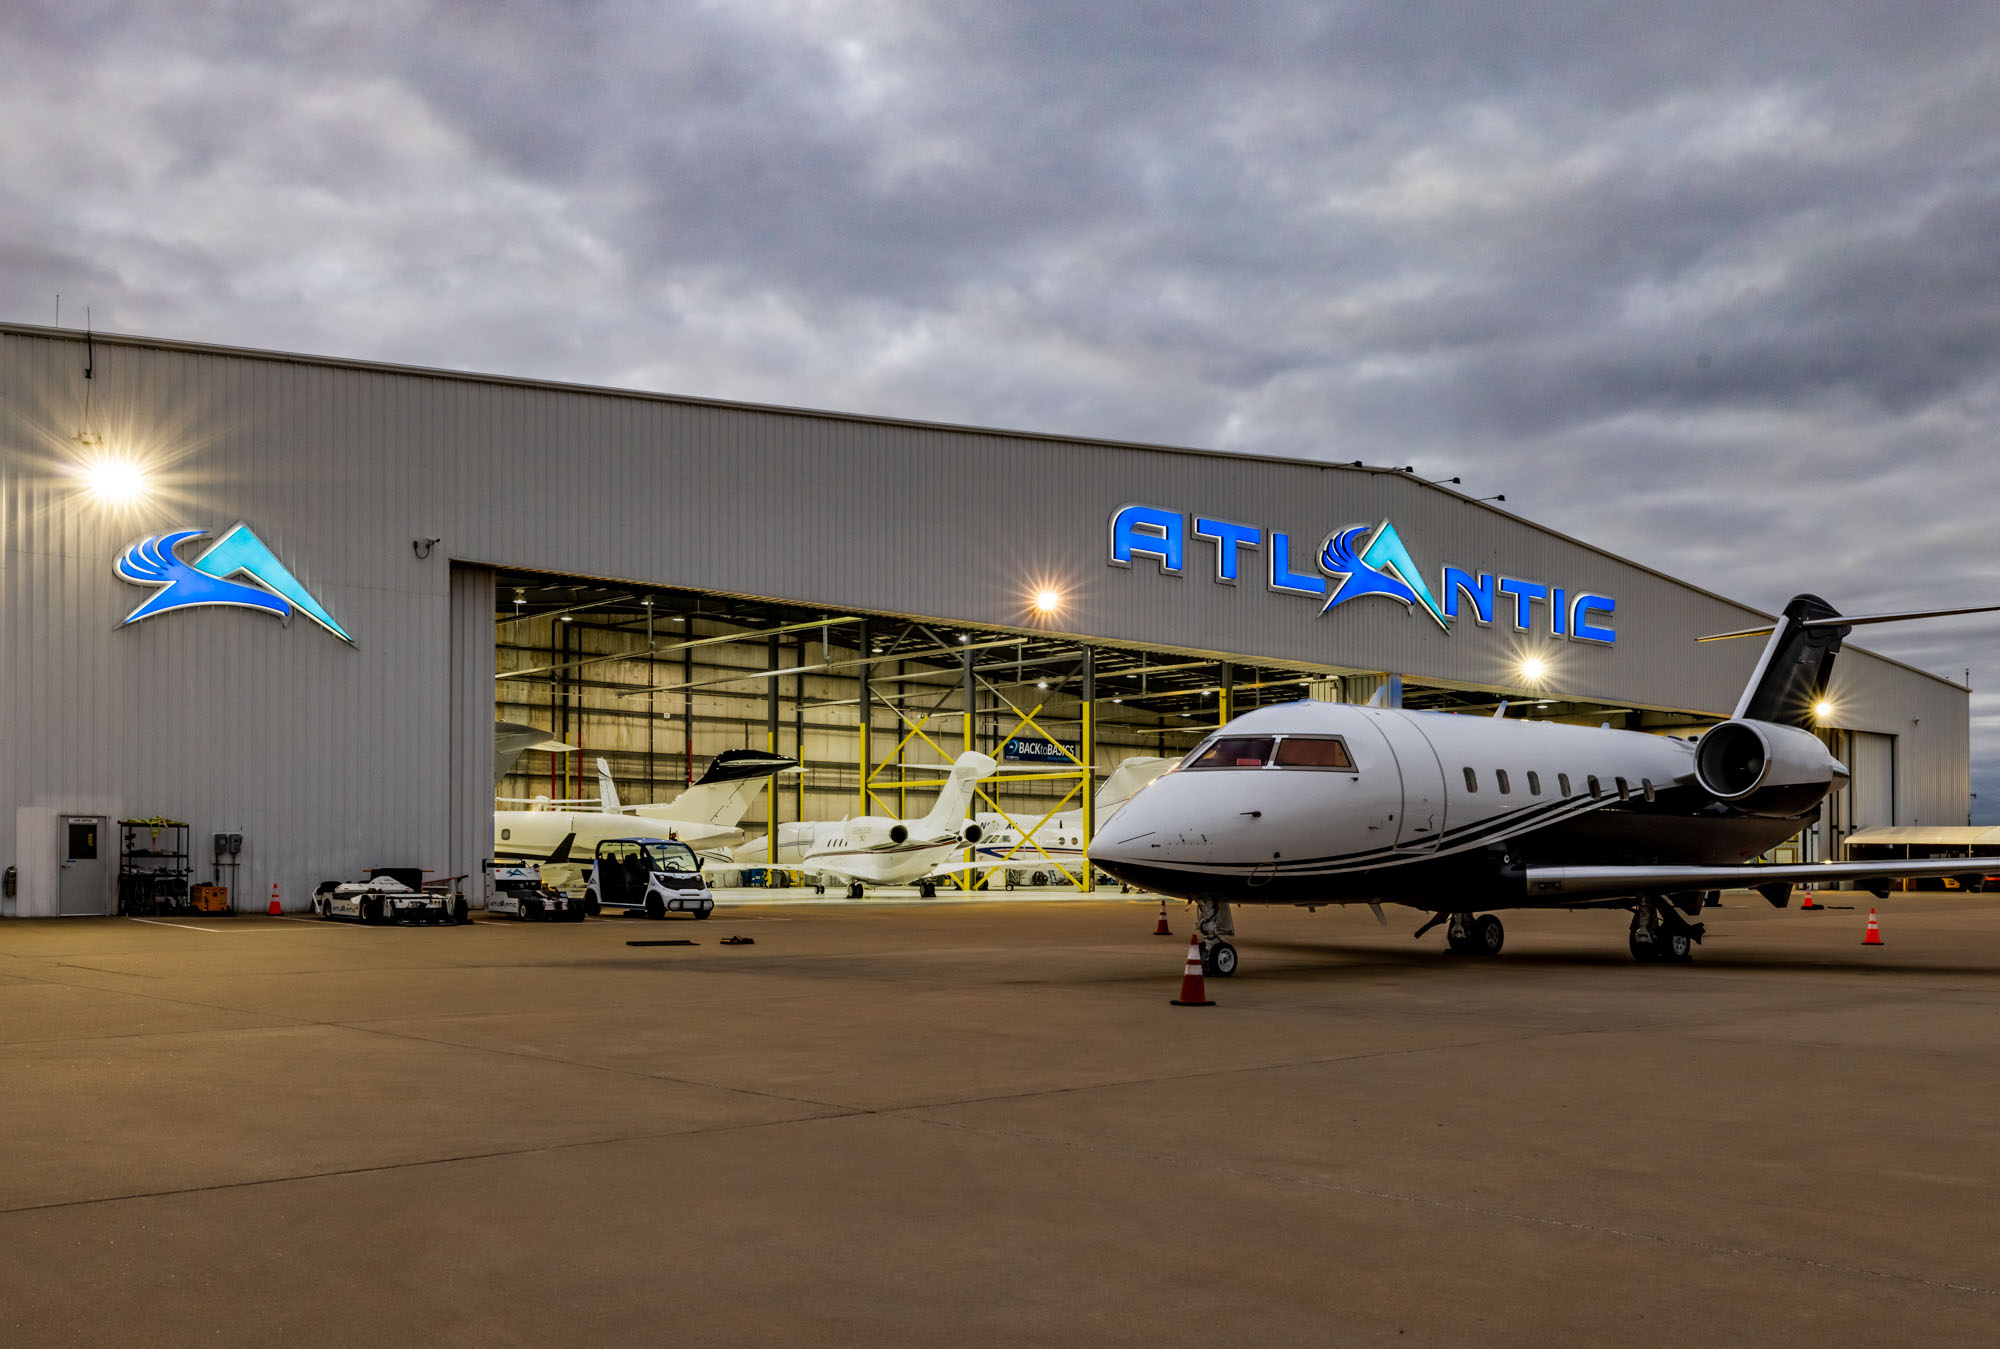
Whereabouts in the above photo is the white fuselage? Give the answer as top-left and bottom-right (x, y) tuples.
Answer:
(494, 807), (740, 860)
(1090, 700), (1729, 904)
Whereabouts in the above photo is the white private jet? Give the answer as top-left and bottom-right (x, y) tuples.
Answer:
(495, 749), (799, 863)
(960, 756), (1175, 886)
(1090, 594), (2000, 977)
(729, 750), (998, 897)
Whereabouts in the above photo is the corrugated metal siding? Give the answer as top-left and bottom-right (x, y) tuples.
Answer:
(0, 327), (1972, 903)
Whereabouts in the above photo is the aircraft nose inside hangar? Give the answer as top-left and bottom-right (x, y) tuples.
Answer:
(0, 324), (1968, 917)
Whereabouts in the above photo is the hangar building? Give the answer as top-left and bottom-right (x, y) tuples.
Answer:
(0, 324), (1971, 916)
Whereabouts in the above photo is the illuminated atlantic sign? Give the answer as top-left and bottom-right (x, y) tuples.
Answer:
(1108, 504), (1616, 644)
(115, 525), (353, 643)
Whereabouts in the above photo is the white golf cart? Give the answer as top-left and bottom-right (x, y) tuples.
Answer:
(584, 839), (714, 920)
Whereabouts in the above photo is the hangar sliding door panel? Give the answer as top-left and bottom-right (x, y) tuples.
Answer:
(448, 564), (496, 886)
(1849, 732), (1896, 830)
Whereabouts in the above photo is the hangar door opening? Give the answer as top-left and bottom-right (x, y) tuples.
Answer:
(471, 568), (1710, 898)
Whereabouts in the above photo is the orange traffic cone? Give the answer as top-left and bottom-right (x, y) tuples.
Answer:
(1799, 886), (1819, 911)
(267, 883), (282, 916)
(1153, 899), (1173, 936)
(1863, 908), (1883, 945)
(1171, 936), (1214, 1007)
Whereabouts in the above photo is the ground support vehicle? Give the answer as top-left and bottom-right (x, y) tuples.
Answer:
(584, 839), (714, 919)
(484, 862), (583, 921)
(314, 876), (467, 925)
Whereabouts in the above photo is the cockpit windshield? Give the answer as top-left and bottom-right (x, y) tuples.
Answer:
(1187, 736), (1275, 769)
(1181, 733), (1356, 771)
(642, 841), (700, 872)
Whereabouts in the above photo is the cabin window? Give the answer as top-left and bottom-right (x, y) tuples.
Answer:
(1463, 767), (1478, 792)
(1586, 775), (1601, 799)
(1495, 769), (1511, 794)
(1527, 771), (1542, 795)
(501, 828), (511, 841)
(1188, 736), (1275, 769)
(1558, 773), (1571, 796)
(1642, 778), (1656, 803)
(1615, 776), (1631, 802)
(1273, 736), (1356, 770)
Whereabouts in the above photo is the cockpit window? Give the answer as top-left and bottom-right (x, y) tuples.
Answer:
(1273, 737), (1355, 770)
(1188, 736), (1276, 769)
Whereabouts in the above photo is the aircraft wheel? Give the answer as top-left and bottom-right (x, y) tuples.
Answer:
(814, 885), (825, 895)
(1473, 914), (1505, 956)
(1628, 929), (1661, 962)
(645, 895), (666, 920)
(1444, 925), (1472, 954)
(1204, 941), (1238, 978)
(919, 881), (936, 898)
(847, 882), (864, 899)
(1662, 932), (1694, 963)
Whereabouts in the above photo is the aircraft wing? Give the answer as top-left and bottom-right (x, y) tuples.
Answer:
(1525, 856), (1995, 904)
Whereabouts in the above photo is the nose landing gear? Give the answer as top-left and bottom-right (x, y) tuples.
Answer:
(1193, 898), (1238, 977)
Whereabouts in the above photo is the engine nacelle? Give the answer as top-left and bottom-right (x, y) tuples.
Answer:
(961, 823), (984, 845)
(887, 823), (909, 845)
(1693, 719), (1845, 818)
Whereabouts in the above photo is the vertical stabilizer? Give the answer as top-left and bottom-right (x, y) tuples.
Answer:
(917, 752), (1000, 834)
(636, 750), (798, 828)
(1096, 757), (1173, 819)
(1733, 594), (1850, 727)
(596, 757), (623, 812)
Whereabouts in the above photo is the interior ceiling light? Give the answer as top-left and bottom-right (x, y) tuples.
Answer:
(1033, 588), (1062, 615)
(1814, 699), (1835, 721)
(1036, 680), (1049, 689)
(1520, 656), (1548, 682)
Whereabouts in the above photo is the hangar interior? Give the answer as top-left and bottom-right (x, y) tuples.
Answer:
(488, 566), (1844, 883)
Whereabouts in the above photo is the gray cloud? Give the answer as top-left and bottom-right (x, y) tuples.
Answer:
(4, 0), (1997, 814)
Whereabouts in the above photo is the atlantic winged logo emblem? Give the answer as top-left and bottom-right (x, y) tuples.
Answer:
(115, 525), (353, 642)
(1318, 520), (1449, 629)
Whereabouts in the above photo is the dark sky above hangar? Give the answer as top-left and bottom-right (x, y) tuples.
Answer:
(5, 2), (1996, 819)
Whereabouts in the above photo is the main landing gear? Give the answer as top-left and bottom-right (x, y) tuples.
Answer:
(1194, 898), (1237, 977)
(1418, 911), (1507, 956)
(1629, 899), (1702, 963)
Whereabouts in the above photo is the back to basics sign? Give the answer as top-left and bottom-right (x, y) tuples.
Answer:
(1004, 736), (1083, 763)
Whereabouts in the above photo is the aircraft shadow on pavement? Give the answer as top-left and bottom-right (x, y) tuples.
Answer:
(1235, 937), (2000, 980)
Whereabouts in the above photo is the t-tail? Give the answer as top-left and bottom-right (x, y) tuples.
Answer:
(635, 749), (799, 829)
(1704, 594), (2000, 729)
(917, 752), (1000, 835)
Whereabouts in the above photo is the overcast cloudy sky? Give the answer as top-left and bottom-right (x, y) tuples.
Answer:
(6, 1), (1997, 815)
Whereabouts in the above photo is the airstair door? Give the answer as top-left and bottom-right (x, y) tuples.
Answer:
(1365, 711), (1447, 852)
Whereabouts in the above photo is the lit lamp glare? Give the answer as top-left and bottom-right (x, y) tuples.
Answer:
(1033, 588), (1063, 616)
(1520, 656), (1548, 683)
(84, 458), (149, 506)
(1814, 699), (1834, 721)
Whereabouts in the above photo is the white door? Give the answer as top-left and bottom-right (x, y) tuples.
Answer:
(1849, 733), (1896, 830)
(58, 817), (112, 916)
(1365, 710), (1447, 851)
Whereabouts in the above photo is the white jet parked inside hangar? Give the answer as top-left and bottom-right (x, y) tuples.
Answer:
(494, 748), (799, 864)
(728, 751), (999, 897)
(1089, 595), (2000, 977)
(951, 755), (1175, 887)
